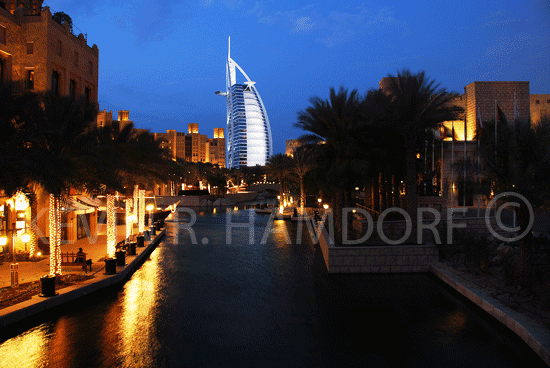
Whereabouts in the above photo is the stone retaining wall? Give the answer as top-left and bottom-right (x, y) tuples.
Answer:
(318, 225), (438, 273)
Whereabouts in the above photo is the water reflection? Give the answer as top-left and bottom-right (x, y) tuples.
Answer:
(0, 323), (52, 368)
(0, 210), (546, 367)
(118, 247), (161, 367)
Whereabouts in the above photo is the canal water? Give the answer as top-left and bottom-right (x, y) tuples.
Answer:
(0, 209), (546, 367)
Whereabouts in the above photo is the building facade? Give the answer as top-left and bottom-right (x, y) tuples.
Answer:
(208, 128), (225, 167)
(0, 1), (99, 104)
(216, 37), (272, 169)
(153, 124), (225, 167)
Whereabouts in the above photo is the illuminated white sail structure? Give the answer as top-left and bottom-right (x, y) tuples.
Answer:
(216, 37), (273, 168)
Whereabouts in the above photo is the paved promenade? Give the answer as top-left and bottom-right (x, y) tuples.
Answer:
(0, 227), (165, 329)
(0, 224), (128, 287)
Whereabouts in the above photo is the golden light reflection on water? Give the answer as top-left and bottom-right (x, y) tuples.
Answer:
(0, 323), (52, 368)
(270, 220), (291, 247)
(117, 249), (161, 367)
(439, 310), (467, 335)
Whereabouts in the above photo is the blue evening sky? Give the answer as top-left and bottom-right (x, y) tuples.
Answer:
(45, 0), (549, 154)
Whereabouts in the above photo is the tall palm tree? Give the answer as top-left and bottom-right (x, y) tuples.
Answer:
(295, 86), (369, 242)
(0, 82), (45, 197)
(479, 110), (550, 288)
(379, 70), (463, 232)
(266, 153), (293, 196)
(290, 146), (313, 214)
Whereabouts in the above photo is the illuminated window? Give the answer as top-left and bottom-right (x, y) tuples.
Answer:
(26, 69), (34, 90)
(27, 42), (34, 54)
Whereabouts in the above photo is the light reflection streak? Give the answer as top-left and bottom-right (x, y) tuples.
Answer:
(0, 323), (52, 368)
(270, 220), (291, 248)
(440, 310), (467, 336)
(118, 248), (161, 367)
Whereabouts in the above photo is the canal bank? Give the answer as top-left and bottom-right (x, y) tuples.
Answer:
(0, 229), (166, 330)
(430, 262), (550, 366)
(317, 222), (550, 366)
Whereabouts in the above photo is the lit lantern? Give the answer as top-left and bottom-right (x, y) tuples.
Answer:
(21, 232), (30, 243)
(323, 204), (329, 210)
(146, 203), (154, 227)
(107, 194), (116, 258)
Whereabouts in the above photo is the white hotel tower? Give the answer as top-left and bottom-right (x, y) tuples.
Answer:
(216, 37), (273, 169)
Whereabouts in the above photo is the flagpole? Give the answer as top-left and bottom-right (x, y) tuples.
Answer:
(477, 108), (482, 218)
(514, 92), (518, 121)
(464, 120), (467, 207)
(451, 121), (454, 209)
(495, 100), (498, 162)
(441, 128), (444, 197)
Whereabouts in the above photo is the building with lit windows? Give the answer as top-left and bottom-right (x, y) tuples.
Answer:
(153, 124), (225, 167)
(216, 37), (272, 168)
(0, 1), (98, 104)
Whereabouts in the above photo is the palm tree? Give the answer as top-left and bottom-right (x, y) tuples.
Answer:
(479, 110), (550, 288)
(379, 70), (463, 233)
(295, 86), (368, 242)
(266, 153), (293, 196)
(290, 146), (313, 214)
(0, 82), (45, 197)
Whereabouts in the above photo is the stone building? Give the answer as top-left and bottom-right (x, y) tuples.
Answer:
(154, 129), (186, 161)
(153, 124), (225, 167)
(208, 128), (225, 168)
(369, 78), (550, 210)
(185, 123), (207, 163)
(0, 0), (99, 104)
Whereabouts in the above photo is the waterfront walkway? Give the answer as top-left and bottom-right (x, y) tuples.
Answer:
(0, 226), (165, 329)
(0, 224), (128, 287)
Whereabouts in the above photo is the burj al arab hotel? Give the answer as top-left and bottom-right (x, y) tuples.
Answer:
(216, 37), (273, 169)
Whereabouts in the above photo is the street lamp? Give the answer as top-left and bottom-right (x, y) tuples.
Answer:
(0, 224), (30, 288)
(146, 203), (154, 228)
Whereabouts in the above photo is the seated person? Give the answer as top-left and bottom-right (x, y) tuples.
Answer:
(75, 248), (85, 263)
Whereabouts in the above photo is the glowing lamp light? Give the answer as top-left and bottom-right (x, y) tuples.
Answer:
(146, 204), (154, 212)
(14, 192), (29, 211)
(21, 232), (30, 243)
(317, 198), (322, 203)
(107, 194), (116, 258)
(37, 252), (41, 256)
(0, 237), (7, 246)
(279, 205), (284, 214)
(323, 204), (329, 210)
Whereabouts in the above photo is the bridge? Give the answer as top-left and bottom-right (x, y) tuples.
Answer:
(246, 183), (280, 194)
